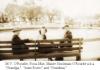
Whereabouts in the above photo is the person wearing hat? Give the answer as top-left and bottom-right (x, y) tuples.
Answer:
(63, 25), (73, 44)
(55, 25), (73, 61)
(12, 29), (30, 54)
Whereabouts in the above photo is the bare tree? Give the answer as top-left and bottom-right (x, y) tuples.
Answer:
(46, 10), (59, 23)
(5, 4), (20, 22)
(64, 17), (75, 27)
(23, 6), (43, 24)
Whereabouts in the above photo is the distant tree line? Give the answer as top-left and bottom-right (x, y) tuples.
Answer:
(3, 3), (60, 24)
(0, 14), (8, 23)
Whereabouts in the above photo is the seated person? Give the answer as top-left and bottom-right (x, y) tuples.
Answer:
(38, 26), (53, 60)
(38, 26), (47, 40)
(55, 25), (73, 60)
(62, 25), (72, 47)
(38, 26), (53, 53)
(12, 29), (29, 54)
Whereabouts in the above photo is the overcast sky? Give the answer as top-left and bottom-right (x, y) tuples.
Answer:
(0, 0), (100, 19)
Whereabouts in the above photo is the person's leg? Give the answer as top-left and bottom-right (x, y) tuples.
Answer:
(48, 58), (53, 61)
(55, 57), (63, 61)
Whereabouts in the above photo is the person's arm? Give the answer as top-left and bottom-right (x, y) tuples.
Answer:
(22, 39), (30, 43)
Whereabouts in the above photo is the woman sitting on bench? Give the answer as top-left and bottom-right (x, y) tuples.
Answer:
(38, 26), (53, 61)
(12, 29), (29, 54)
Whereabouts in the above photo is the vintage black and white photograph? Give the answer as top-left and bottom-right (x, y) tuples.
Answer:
(0, 0), (100, 61)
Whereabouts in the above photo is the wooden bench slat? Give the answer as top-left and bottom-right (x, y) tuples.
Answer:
(0, 51), (79, 59)
(0, 45), (36, 48)
(0, 52), (35, 59)
(0, 47), (83, 53)
(36, 38), (83, 42)
(0, 42), (83, 48)
(35, 51), (80, 58)
(0, 38), (83, 43)
(0, 49), (36, 53)
(37, 43), (83, 47)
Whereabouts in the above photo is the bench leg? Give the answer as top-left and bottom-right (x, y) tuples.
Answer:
(97, 58), (100, 61)
(0, 59), (2, 61)
(35, 58), (36, 61)
(76, 55), (81, 61)
(0, 55), (3, 61)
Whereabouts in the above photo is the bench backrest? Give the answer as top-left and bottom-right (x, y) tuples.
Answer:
(0, 38), (83, 53)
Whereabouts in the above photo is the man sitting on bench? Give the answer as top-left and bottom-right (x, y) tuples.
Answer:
(55, 25), (73, 60)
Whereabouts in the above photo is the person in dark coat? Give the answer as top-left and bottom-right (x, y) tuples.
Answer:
(12, 29), (29, 54)
(55, 25), (73, 61)
(63, 25), (72, 46)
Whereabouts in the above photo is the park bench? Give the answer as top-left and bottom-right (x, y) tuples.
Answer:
(0, 38), (83, 61)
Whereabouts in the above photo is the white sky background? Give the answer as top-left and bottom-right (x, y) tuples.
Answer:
(0, 0), (100, 19)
